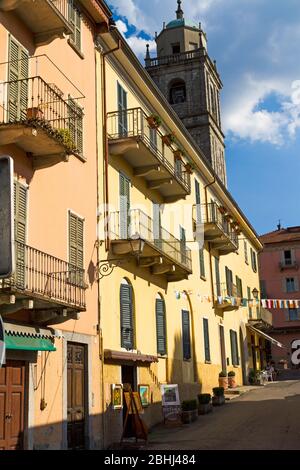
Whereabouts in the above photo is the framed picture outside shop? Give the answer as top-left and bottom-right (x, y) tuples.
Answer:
(138, 384), (150, 407)
(160, 384), (180, 406)
(111, 384), (123, 410)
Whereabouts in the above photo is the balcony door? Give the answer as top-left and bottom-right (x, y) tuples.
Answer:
(219, 325), (227, 373)
(119, 173), (130, 239)
(8, 37), (28, 122)
(117, 83), (127, 136)
(153, 203), (162, 250)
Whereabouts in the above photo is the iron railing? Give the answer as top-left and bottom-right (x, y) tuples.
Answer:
(200, 202), (239, 248)
(146, 48), (203, 68)
(0, 241), (86, 309)
(0, 75), (82, 153)
(109, 209), (192, 271)
(215, 282), (238, 299)
(249, 307), (273, 326)
(107, 107), (191, 193)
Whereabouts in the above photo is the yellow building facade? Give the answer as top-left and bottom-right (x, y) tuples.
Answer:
(96, 25), (264, 447)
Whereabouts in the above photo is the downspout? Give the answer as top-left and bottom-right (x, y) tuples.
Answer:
(96, 35), (121, 449)
(102, 39), (121, 252)
(204, 176), (216, 304)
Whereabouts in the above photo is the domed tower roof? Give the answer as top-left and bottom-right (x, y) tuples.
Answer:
(166, 1), (199, 30)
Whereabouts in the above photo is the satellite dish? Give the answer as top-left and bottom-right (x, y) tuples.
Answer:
(0, 315), (5, 368)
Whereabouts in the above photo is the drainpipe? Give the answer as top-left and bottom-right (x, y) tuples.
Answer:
(95, 34), (121, 450)
(101, 39), (121, 252)
(204, 177), (216, 304)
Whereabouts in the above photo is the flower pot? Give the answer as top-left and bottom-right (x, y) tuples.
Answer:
(147, 116), (159, 129)
(173, 150), (183, 161)
(27, 107), (44, 120)
(162, 135), (172, 147)
(181, 409), (198, 424)
(212, 395), (225, 406)
(218, 377), (228, 390)
(228, 376), (236, 388)
(185, 163), (193, 174)
(198, 403), (213, 415)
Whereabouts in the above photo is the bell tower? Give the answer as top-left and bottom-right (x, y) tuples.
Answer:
(145, 0), (227, 186)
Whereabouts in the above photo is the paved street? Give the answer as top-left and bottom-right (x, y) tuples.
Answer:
(147, 380), (300, 450)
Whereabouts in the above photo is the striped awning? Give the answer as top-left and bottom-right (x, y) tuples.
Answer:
(247, 324), (286, 348)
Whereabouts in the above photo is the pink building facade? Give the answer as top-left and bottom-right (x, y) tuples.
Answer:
(259, 227), (300, 367)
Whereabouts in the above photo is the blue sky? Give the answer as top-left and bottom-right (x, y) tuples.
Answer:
(108, 0), (300, 235)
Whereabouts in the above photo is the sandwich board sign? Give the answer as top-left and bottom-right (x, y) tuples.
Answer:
(0, 315), (5, 368)
(0, 155), (14, 278)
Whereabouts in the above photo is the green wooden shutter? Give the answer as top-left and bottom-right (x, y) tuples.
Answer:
(68, 0), (81, 50)
(195, 179), (205, 277)
(215, 257), (221, 296)
(117, 83), (127, 135)
(156, 298), (167, 355)
(69, 212), (84, 285)
(8, 37), (28, 122)
(225, 266), (232, 296)
(230, 330), (239, 366)
(120, 283), (134, 350)
(203, 318), (211, 362)
(68, 97), (83, 156)
(14, 181), (27, 288)
(119, 173), (130, 239)
(182, 310), (191, 360)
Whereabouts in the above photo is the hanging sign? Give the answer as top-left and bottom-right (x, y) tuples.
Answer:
(0, 315), (5, 368)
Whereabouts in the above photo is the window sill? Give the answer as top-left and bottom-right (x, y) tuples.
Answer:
(183, 358), (192, 362)
(158, 354), (168, 359)
(233, 364), (240, 368)
(200, 275), (207, 281)
(72, 151), (86, 163)
(68, 39), (85, 59)
(205, 360), (212, 364)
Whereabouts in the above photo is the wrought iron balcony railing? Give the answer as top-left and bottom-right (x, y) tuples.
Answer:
(0, 75), (82, 156)
(107, 107), (191, 195)
(0, 241), (86, 310)
(109, 209), (192, 272)
(200, 202), (239, 249)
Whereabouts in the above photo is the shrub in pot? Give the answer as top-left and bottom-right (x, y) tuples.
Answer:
(162, 132), (176, 147)
(228, 370), (237, 388)
(181, 399), (198, 424)
(197, 393), (212, 415)
(218, 371), (228, 390)
(146, 114), (162, 129)
(212, 387), (225, 406)
(248, 369), (256, 384)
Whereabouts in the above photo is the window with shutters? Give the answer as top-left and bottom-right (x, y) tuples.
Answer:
(8, 37), (29, 122)
(68, 0), (81, 51)
(286, 277), (297, 293)
(215, 257), (221, 296)
(180, 226), (187, 265)
(117, 83), (127, 136)
(182, 310), (191, 360)
(250, 248), (257, 272)
(225, 266), (233, 296)
(68, 211), (84, 285)
(14, 181), (27, 288)
(203, 318), (211, 362)
(68, 97), (83, 156)
(120, 280), (135, 350)
(156, 295), (167, 356)
(244, 241), (248, 264)
(153, 203), (162, 250)
(230, 330), (239, 366)
(119, 173), (130, 239)
(288, 308), (300, 321)
(236, 276), (243, 298)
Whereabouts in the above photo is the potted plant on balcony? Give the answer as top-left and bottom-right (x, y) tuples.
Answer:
(26, 107), (44, 120)
(173, 149), (183, 160)
(184, 162), (194, 174)
(218, 371), (228, 389)
(212, 387), (225, 406)
(228, 371), (237, 388)
(146, 114), (162, 129)
(181, 399), (198, 424)
(162, 132), (176, 147)
(197, 393), (213, 415)
(55, 128), (76, 152)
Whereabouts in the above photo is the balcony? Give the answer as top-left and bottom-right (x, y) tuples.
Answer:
(279, 260), (299, 271)
(109, 209), (192, 282)
(0, 241), (86, 324)
(0, 0), (72, 46)
(197, 202), (239, 254)
(145, 48), (204, 69)
(107, 108), (191, 203)
(249, 307), (273, 330)
(0, 75), (82, 169)
(214, 282), (240, 311)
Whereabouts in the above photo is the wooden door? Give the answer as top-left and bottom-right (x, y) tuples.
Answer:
(67, 343), (86, 450)
(0, 361), (26, 450)
(219, 325), (227, 373)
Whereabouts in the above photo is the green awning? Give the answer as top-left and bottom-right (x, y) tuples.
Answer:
(4, 333), (56, 351)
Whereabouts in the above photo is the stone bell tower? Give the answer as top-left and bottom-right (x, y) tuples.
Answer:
(145, 0), (227, 186)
